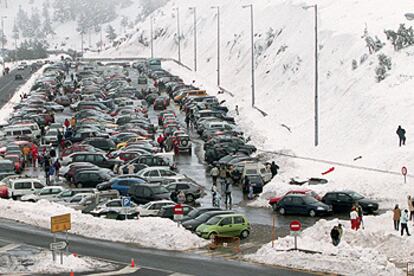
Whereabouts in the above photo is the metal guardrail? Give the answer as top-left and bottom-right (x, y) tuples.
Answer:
(258, 148), (413, 178)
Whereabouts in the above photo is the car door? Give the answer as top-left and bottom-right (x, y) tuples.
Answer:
(142, 187), (153, 203)
(39, 188), (53, 199)
(233, 216), (247, 236)
(148, 169), (161, 182)
(337, 193), (354, 212)
(280, 197), (293, 214)
(19, 181), (34, 197)
(217, 217), (234, 237)
(291, 197), (307, 215)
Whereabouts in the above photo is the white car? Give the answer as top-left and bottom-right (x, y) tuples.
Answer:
(20, 186), (65, 202)
(137, 200), (175, 217)
(136, 166), (187, 184)
(43, 129), (59, 145)
(51, 188), (96, 203)
(90, 199), (139, 218)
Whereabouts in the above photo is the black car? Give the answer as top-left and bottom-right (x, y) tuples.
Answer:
(275, 194), (332, 217)
(158, 204), (194, 220)
(181, 210), (235, 231)
(321, 191), (379, 214)
(72, 170), (111, 188)
(181, 207), (222, 223)
(128, 184), (170, 204)
(68, 153), (122, 170)
(164, 182), (203, 203)
(82, 138), (116, 152)
(15, 74), (24, 81)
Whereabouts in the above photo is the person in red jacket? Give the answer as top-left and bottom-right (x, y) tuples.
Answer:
(157, 134), (165, 152)
(64, 118), (70, 129)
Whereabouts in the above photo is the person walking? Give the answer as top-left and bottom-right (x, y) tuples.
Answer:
(396, 125), (407, 147)
(211, 184), (218, 206)
(157, 134), (165, 152)
(185, 114), (190, 130)
(270, 161), (279, 177)
(235, 105), (239, 116)
(408, 196), (414, 221)
(170, 188), (179, 203)
(64, 118), (70, 129)
(393, 204), (401, 231)
(31, 145), (38, 168)
(330, 226), (341, 246)
(401, 209), (411, 236)
(224, 179), (232, 210)
(70, 116), (77, 128)
(213, 190), (221, 208)
(210, 166), (219, 186)
(350, 207), (360, 231)
(44, 156), (51, 186)
(355, 203), (364, 229)
(53, 158), (61, 181)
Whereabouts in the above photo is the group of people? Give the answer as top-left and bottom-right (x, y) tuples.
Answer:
(392, 196), (414, 236)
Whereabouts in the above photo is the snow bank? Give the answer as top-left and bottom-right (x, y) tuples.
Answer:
(0, 199), (208, 251)
(247, 214), (413, 275)
(0, 251), (115, 274)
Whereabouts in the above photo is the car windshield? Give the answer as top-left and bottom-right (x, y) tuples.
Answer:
(348, 192), (364, 200)
(187, 209), (200, 218)
(206, 216), (221, 225)
(303, 196), (319, 204)
(152, 186), (169, 194)
(141, 202), (151, 208)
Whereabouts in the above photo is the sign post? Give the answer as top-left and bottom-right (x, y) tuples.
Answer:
(50, 214), (71, 264)
(290, 220), (302, 250)
(122, 196), (131, 220)
(173, 204), (184, 227)
(402, 166), (408, 184)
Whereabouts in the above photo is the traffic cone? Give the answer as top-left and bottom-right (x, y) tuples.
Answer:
(130, 258), (135, 268)
(69, 271), (74, 276)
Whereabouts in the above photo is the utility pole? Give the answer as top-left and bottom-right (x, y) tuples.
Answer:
(1, 16), (6, 50)
(242, 4), (255, 107)
(303, 5), (319, 147)
(150, 16), (154, 58)
(174, 7), (181, 63)
(211, 6), (220, 86)
(189, 7), (197, 72)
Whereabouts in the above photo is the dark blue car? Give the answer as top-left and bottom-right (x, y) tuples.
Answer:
(276, 194), (332, 217)
(110, 178), (146, 196)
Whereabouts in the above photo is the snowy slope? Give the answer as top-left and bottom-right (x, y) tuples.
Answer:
(0, 0), (144, 52)
(90, 0), (414, 207)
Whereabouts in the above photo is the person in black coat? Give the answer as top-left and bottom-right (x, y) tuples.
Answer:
(270, 161), (279, 177)
(396, 125), (406, 147)
(330, 226), (341, 246)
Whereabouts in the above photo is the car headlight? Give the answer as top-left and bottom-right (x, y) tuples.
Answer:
(317, 206), (326, 211)
(368, 204), (373, 207)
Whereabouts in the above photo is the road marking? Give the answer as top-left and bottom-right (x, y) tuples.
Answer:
(0, 243), (21, 253)
(169, 273), (194, 276)
(86, 266), (139, 276)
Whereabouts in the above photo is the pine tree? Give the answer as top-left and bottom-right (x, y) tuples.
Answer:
(106, 24), (117, 42)
(42, 2), (55, 37)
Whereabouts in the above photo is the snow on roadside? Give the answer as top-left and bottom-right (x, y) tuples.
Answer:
(0, 199), (208, 251)
(0, 250), (115, 274)
(247, 214), (411, 276)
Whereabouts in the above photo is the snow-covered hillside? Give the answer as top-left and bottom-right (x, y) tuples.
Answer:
(91, 0), (414, 207)
(0, 0), (166, 53)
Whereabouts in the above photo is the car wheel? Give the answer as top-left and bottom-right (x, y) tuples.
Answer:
(186, 194), (195, 203)
(240, 230), (250, 239)
(309, 209), (316, 217)
(279, 207), (286, 215)
(208, 232), (217, 240)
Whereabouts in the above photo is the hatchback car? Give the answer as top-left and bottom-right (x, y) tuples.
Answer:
(90, 199), (139, 219)
(136, 167), (187, 184)
(195, 214), (250, 239)
(275, 194), (332, 217)
(128, 184), (170, 204)
(137, 200), (175, 217)
(269, 189), (321, 210)
(20, 186), (65, 202)
(164, 182), (203, 203)
(158, 204), (194, 220)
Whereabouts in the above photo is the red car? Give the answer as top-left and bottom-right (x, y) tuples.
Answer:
(269, 189), (321, 210)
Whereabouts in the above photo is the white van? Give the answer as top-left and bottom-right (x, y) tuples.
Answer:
(5, 178), (45, 199)
(4, 123), (40, 140)
(241, 161), (273, 183)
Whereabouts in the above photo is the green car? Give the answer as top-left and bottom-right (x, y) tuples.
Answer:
(195, 214), (251, 239)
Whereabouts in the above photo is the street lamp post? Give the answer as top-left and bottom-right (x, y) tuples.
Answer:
(303, 5), (319, 147)
(174, 7), (181, 63)
(1, 16), (7, 50)
(242, 4), (255, 107)
(211, 6), (220, 86)
(150, 16), (154, 58)
(189, 7), (197, 72)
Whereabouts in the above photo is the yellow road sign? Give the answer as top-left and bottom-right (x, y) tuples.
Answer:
(51, 213), (71, 233)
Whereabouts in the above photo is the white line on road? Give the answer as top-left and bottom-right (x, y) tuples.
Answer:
(86, 266), (140, 276)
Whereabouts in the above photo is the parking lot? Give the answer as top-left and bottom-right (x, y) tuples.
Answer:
(0, 58), (365, 260)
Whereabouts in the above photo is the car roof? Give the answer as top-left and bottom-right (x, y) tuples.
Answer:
(213, 213), (242, 218)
